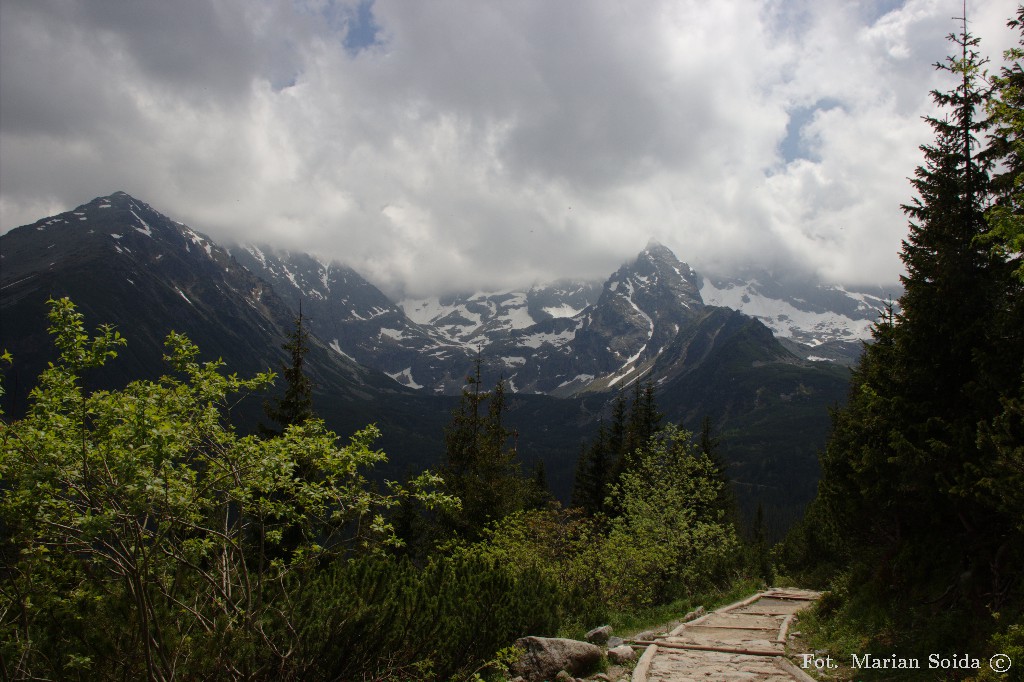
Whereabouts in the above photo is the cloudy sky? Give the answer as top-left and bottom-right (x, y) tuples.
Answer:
(0, 0), (1018, 297)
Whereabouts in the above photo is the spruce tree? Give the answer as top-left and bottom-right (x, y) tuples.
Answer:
(699, 415), (736, 523)
(621, 380), (663, 474)
(607, 391), (627, 478)
(527, 459), (553, 510)
(892, 19), (1021, 591)
(975, 6), (1024, 607)
(440, 358), (527, 538)
(580, 382), (665, 519)
(816, 15), (1024, 626)
(817, 303), (906, 553)
(261, 304), (315, 436)
(985, 6), (1024, 281)
(572, 424), (611, 516)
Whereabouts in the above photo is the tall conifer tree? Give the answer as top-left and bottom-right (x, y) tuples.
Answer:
(440, 357), (527, 538)
(262, 304), (315, 436)
(699, 415), (735, 523)
(985, 6), (1024, 282)
(816, 14), (1024, 623)
(620, 381), (663, 476)
(572, 424), (607, 515)
(576, 381), (665, 519)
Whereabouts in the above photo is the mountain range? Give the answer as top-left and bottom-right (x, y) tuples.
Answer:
(1, 191), (883, 531)
(231, 238), (890, 397)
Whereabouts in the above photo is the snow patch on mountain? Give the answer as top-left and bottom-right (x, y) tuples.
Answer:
(700, 277), (881, 346)
(543, 303), (583, 318)
(329, 339), (357, 363)
(498, 298), (535, 330)
(130, 209), (153, 237)
(519, 326), (578, 349)
(244, 245), (268, 268)
(401, 296), (455, 325)
(398, 281), (602, 362)
(558, 374), (595, 388)
(385, 367), (423, 389)
(621, 279), (654, 339)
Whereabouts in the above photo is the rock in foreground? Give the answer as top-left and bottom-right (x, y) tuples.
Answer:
(511, 636), (603, 682)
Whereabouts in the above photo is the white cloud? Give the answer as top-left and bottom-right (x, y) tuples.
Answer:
(1, 0), (1018, 297)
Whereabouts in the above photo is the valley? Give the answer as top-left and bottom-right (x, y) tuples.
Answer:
(0, 191), (877, 530)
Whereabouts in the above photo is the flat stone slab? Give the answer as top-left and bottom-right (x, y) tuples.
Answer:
(730, 598), (809, 616)
(693, 613), (783, 630)
(665, 630), (785, 648)
(761, 589), (821, 601)
(646, 649), (803, 681)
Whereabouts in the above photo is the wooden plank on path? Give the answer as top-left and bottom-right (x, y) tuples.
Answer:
(777, 613), (796, 644)
(630, 643), (657, 682)
(688, 623), (779, 631)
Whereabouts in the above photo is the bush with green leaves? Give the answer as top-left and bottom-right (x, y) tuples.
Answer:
(452, 508), (610, 630)
(0, 298), (451, 680)
(463, 425), (741, 621)
(601, 424), (740, 608)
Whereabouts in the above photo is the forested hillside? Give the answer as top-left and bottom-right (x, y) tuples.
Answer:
(0, 192), (851, 532)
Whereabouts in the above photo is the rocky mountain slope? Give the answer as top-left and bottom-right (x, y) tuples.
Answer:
(700, 269), (895, 365)
(0, 192), (378, 394)
(0, 193), (472, 475)
(228, 237), (853, 523)
(237, 240), (870, 398)
(230, 244), (473, 393)
(1, 192), (861, 523)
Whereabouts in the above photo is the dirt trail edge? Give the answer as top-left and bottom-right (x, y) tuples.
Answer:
(628, 588), (821, 681)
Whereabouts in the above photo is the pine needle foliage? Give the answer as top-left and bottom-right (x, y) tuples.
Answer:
(292, 553), (559, 681)
(572, 381), (664, 518)
(984, 6), (1024, 282)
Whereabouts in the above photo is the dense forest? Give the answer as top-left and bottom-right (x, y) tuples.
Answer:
(779, 7), (1024, 678)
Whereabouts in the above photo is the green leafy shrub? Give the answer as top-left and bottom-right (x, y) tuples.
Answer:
(459, 425), (742, 626)
(973, 623), (1024, 682)
(452, 508), (610, 630)
(0, 298), (452, 680)
(602, 424), (741, 608)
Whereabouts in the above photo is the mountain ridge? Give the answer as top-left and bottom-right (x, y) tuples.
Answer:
(1, 191), (856, 526)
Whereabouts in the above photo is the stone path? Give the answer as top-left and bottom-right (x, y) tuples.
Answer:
(629, 588), (821, 681)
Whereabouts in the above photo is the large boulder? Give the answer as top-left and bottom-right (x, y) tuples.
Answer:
(585, 625), (613, 645)
(511, 636), (603, 682)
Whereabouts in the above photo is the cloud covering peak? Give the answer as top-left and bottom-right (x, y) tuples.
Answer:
(0, 0), (1017, 298)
